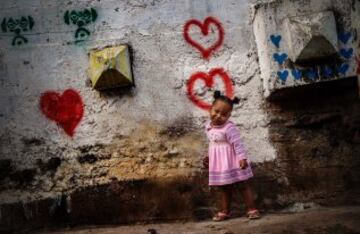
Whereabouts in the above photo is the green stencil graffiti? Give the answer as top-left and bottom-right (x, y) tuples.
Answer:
(64, 8), (97, 43)
(1, 16), (34, 46)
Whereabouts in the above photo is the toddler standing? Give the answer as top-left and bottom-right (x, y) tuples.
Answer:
(205, 90), (260, 221)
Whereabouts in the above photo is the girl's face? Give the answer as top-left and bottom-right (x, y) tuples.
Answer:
(209, 100), (232, 126)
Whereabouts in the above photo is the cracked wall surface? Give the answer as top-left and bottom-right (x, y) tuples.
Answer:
(0, 0), (274, 204)
(0, 0), (359, 232)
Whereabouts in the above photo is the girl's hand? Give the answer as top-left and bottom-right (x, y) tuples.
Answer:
(239, 159), (248, 169)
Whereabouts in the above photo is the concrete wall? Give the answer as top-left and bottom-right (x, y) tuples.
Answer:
(253, 0), (358, 97)
(0, 0), (274, 204)
(0, 0), (360, 232)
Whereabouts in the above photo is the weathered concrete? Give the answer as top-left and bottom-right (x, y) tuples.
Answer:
(253, 0), (358, 97)
(0, 0), (274, 205)
(283, 11), (338, 61)
(38, 206), (360, 234)
(0, 0), (360, 232)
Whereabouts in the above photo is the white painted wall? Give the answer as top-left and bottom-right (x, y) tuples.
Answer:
(0, 0), (277, 202)
(253, 0), (358, 97)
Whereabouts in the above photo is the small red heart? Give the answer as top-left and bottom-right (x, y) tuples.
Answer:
(40, 89), (84, 137)
(183, 16), (224, 59)
(187, 68), (234, 110)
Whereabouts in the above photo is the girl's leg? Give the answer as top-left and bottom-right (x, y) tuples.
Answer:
(239, 180), (260, 219)
(240, 180), (256, 211)
(219, 184), (233, 214)
(213, 184), (233, 221)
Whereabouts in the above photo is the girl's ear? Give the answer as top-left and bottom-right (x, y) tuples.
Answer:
(214, 90), (221, 99)
(232, 97), (240, 105)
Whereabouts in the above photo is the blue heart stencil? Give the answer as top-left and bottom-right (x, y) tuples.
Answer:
(340, 48), (353, 59)
(338, 32), (351, 44)
(322, 66), (333, 78)
(277, 70), (289, 83)
(291, 69), (302, 80)
(306, 68), (318, 80)
(270, 35), (281, 48)
(337, 63), (349, 75)
(273, 53), (288, 65)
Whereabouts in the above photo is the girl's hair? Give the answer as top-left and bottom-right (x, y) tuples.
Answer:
(213, 90), (240, 109)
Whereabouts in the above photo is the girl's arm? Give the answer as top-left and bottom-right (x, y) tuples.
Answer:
(225, 123), (247, 161)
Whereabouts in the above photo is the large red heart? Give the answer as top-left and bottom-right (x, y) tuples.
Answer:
(183, 16), (224, 59)
(40, 89), (84, 137)
(187, 68), (234, 110)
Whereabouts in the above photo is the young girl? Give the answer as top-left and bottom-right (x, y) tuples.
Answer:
(205, 90), (260, 221)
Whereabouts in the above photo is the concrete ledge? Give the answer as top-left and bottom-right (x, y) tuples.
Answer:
(1, 166), (359, 233)
(0, 176), (213, 233)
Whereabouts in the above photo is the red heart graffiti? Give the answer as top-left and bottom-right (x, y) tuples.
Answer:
(183, 16), (224, 59)
(40, 89), (84, 137)
(187, 68), (234, 110)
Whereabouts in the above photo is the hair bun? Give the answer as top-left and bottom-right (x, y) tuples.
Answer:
(214, 90), (221, 99)
(232, 97), (240, 105)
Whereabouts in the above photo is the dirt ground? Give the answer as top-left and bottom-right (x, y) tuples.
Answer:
(38, 206), (360, 234)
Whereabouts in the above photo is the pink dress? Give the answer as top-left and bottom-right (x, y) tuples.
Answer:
(206, 120), (253, 186)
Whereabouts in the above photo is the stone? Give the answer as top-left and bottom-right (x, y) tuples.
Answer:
(284, 202), (320, 213)
(166, 148), (179, 157)
(9, 168), (37, 185)
(0, 159), (12, 180)
(37, 157), (61, 173)
(252, 2), (357, 98)
(88, 45), (134, 90)
(77, 154), (98, 164)
(283, 11), (338, 62)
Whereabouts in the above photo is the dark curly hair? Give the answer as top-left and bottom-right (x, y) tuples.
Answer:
(212, 90), (240, 109)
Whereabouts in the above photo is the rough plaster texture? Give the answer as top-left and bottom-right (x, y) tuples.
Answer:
(283, 11), (338, 61)
(0, 0), (275, 204)
(0, 0), (360, 232)
(253, 0), (358, 98)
